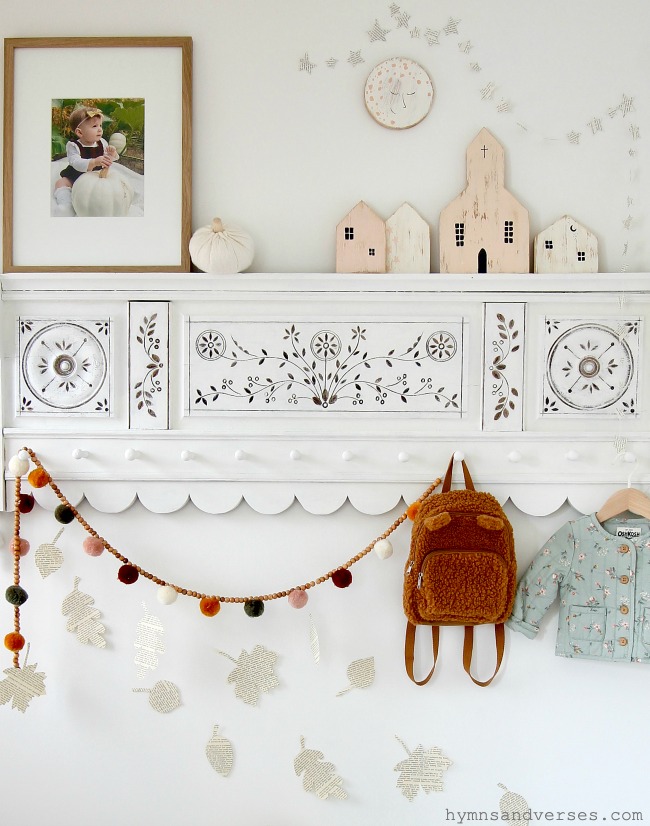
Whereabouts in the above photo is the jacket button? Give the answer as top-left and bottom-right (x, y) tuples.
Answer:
(618, 544), (630, 554)
(620, 575), (630, 584)
(618, 637), (628, 646)
(620, 604), (630, 615)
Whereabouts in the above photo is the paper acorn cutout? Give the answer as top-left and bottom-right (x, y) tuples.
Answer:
(205, 724), (234, 777)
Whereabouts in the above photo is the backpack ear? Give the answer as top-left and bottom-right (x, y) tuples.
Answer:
(476, 514), (504, 531)
(423, 511), (452, 531)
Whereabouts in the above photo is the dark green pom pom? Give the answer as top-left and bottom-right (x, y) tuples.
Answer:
(5, 585), (28, 606)
(54, 504), (75, 524)
(244, 599), (265, 618)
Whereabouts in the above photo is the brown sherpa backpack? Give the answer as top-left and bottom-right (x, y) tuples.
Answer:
(403, 454), (516, 687)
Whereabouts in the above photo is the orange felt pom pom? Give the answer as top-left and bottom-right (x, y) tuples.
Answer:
(27, 468), (49, 489)
(4, 632), (25, 652)
(406, 501), (421, 521)
(200, 596), (221, 617)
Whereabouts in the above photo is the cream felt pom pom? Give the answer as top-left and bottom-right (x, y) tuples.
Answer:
(374, 539), (394, 560)
(157, 585), (178, 605)
(8, 455), (30, 477)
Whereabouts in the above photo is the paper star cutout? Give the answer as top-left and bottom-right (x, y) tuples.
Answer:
(389, 3), (401, 14)
(480, 81), (496, 100)
(567, 131), (581, 144)
(394, 11), (410, 28)
(587, 117), (603, 134)
(444, 17), (461, 35)
(622, 215), (633, 230)
(629, 124), (640, 140)
(497, 99), (511, 113)
(425, 28), (441, 45)
(325, 57), (338, 68)
(348, 50), (364, 66)
(299, 53), (316, 73)
(368, 20), (390, 42)
(470, 62), (482, 72)
(619, 94), (635, 116)
(410, 27), (420, 38)
(458, 40), (472, 53)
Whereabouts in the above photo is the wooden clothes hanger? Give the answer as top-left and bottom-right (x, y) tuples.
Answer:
(596, 479), (650, 523)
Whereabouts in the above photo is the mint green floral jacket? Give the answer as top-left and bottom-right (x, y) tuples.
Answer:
(507, 514), (650, 662)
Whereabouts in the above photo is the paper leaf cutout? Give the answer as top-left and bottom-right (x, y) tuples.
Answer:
(134, 602), (164, 678)
(309, 613), (320, 664)
(217, 645), (279, 706)
(498, 783), (530, 817)
(61, 577), (106, 648)
(294, 736), (348, 800)
(133, 680), (181, 713)
(35, 528), (65, 578)
(206, 724), (234, 777)
(394, 736), (452, 800)
(0, 663), (47, 713)
(336, 656), (375, 696)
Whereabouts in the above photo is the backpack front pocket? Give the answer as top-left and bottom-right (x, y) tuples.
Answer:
(416, 550), (509, 624)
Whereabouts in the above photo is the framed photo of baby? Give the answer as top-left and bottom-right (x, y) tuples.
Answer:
(3, 37), (192, 272)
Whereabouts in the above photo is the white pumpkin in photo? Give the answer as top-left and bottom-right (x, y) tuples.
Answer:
(189, 218), (255, 274)
(71, 167), (134, 217)
(108, 132), (127, 154)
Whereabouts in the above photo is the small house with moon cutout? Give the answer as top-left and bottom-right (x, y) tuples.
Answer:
(386, 203), (430, 273)
(439, 127), (529, 274)
(336, 201), (386, 273)
(534, 215), (598, 273)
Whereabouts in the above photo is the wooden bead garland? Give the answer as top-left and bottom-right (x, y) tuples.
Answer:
(11, 447), (442, 622)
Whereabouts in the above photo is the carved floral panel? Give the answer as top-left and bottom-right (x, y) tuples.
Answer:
(129, 302), (170, 429)
(18, 318), (110, 416)
(541, 317), (640, 416)
(187, 319), (464, 415)
(482, 303), (525, 431)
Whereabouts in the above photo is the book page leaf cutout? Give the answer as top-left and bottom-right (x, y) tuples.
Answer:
(294, 736), (348, 800)
(0, 648), (47, 713)
(394, 736), (452, 800)
(217, 645), (279, 706)
(498, 783), (530, 817)
(61, 577), (107, 648)
(336, 656), (375, 696)
(309, 613), (320, 664)
(35, 528), (65, 578)
(206, 724), (234, 777)
(134, 602), (164, 679)
(133, 680), (181, 713)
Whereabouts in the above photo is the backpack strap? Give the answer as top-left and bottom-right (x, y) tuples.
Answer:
(405, 622), (440, 685)
(442, 454), (475, 492)
(462, 624), (505, 687)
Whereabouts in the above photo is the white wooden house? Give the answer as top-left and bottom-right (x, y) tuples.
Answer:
(386, 203), (430, 273)
(439, 128), (530, 274)
(534, 215), (598, 273)
(336, 201), (386, 273)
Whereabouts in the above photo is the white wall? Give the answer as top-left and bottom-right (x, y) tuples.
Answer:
(2, 2), (650, 823)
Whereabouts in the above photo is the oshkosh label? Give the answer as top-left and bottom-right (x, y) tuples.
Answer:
(616, 527), (641, 539)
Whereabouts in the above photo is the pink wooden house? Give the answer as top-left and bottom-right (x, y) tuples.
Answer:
(336, 201), (386, 274)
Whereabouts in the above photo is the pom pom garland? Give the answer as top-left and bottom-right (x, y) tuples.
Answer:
(8, 455), (30, 477)
(54, 504), (75, 524)
(332, 568), (353, 589)
(374, 538), (394, 560)
(288, 589), (309, 609)
(200, 596), (221, 617)
(117, 564), (139, 585)
(157, 585), (178, 605)
(18, 493), (35, 514)
(244, 599), (265, 617)
(5, 585), (29, 606)
(27, 468), (49, 488)
(83, 536), (105, 557)
(4, 632), (25, 652)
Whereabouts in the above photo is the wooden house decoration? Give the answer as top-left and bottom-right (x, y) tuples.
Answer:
(533, 215), (598, 273)
(439, 128), (530, 274)
(336, 201), (386, 274)
(386, 203), (430, 273)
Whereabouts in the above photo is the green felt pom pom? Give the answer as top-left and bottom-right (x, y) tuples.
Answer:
(54, 504), (75, 524)
(244, 599), (265, 618)
(5, 585), (28, 606)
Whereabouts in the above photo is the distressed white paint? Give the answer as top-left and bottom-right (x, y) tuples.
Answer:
(335, 201), (386, 273)
(534, 215), (598, 273)
(386, 203), (431, 273)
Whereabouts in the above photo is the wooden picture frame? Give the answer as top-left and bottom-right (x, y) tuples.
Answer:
(3, 37), (192, 273)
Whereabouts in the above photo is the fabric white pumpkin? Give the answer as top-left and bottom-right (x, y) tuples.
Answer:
(189, 218), (254, 274)
(71, 168), (134, 217)
(108, 132), (127, 154)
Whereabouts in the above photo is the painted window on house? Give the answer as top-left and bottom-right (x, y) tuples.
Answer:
(368, 248), (376, 256)
(577, 251), (586, 261)
(545, 240), (553, 249)
(345, 227), (354, 240)
(504, 221), (514, 243)
(455, 223), (465, 247)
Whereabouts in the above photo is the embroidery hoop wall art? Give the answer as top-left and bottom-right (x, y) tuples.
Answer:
(3, 37), (192, 272)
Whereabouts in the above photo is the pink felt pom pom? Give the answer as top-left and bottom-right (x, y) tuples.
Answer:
(18, 539), (30, 557)
(83, 536), (105, 557)
(288, 589), (308, 609)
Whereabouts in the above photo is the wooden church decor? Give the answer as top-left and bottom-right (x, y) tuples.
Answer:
(336, 201), (386, 274)
(439, 127), (530, 274)
(533, 215), (598, 273)
(386, 203), (430, 273)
